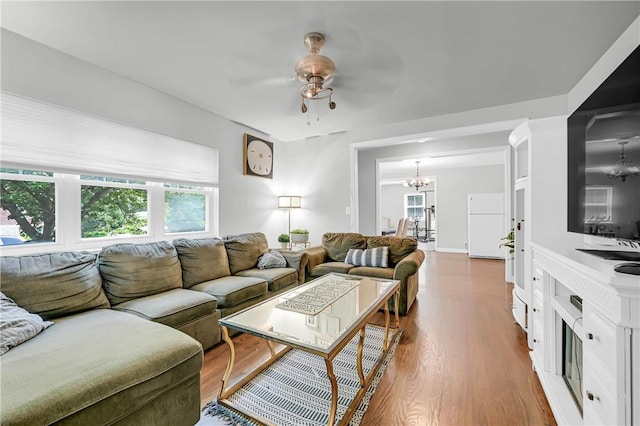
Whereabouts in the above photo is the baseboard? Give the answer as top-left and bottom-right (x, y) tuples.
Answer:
(436, 248), (468, 254)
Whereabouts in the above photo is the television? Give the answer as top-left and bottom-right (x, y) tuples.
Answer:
(567, 45), (640, 249)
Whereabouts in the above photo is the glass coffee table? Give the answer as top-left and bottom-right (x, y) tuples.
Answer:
(218, 272), (401, 426)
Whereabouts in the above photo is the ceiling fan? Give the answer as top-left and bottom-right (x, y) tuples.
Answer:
(228, 25), (401, 116)
(295, 32), (336, 114)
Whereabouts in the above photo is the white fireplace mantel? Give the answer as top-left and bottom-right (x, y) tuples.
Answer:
(530, 241), (639, 426)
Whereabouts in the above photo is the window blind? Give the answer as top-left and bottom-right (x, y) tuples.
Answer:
(1, 92), (218, 185)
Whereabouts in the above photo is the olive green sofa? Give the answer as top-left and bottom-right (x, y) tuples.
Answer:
(303, 232), (425, 315)
(173, 232), (308, 337)
(0, 251), (203, 426)
(0, 232), (308, 426)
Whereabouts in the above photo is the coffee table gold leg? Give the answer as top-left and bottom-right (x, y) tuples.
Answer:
(324, 358), (339, 426)
(218, 325), (235, 399)
(383, 299), (391, 351)
(266, 340), (276, 357)
(356, 327), (366, 388)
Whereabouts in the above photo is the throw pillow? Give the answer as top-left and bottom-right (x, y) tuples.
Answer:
(344, 247), (389, 268)
(258, 250), (288, 269)
(0, 292), (53, 356)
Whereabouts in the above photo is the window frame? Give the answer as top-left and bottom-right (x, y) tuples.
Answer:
(163, 184), (212, 235)
(0, 169), (61, 247)
(78, 176), (151, 242)
(584, 185), (613, 223)
(404, 192), (426, 220)
(0, 167), (219, 255)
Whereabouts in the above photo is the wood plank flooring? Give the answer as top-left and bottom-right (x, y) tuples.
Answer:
(200, 251), (556, 425)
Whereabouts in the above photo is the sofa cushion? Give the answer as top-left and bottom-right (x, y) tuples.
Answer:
(367, 236), (418, 266)
(191, 276), (267, 308)
(0, 252), (110, 320)
(349, 266), (395, 279)
(111, 288), (217, 328)
(0, 309), (202, 426)
(309, 261), (355, 278)
(322, 233), (366, 262)
(223, 232), (269, 275)
(235, 268), (298, 292)
(345, 247), (389, 267)
(0, 292), (53, 356)
(98, 242), (183, 305)
(173, 237), (231, 287)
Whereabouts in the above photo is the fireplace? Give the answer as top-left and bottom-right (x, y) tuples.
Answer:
(562, 319), (583, 415)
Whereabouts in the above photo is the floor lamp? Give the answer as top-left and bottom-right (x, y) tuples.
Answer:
(278, 195), (301, 248)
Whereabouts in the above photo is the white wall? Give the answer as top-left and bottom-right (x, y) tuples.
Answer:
(380, 184), (414, 231)
(277, 134), (352, 246)
(435, 165), (505, 250)
(529, 117), (581, 248)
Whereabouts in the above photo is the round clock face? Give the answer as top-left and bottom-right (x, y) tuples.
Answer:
(246, 140), (273, 176)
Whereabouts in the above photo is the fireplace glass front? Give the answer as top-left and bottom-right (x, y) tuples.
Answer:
(562, 319), (583, 414)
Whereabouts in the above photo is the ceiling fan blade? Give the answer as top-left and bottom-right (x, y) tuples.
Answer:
(229, 75), (296, 89)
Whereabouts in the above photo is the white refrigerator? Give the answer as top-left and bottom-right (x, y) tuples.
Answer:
(467, 193), (505, 259)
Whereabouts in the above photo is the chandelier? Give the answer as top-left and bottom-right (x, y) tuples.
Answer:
(295, 32), (336, 120)
(404, 160), (429, 191)
(607, 141), (640, 182)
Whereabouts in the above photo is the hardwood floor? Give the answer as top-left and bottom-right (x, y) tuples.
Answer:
(200, 251), (556, 425)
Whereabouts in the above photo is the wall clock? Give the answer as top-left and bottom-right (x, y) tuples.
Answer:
(243, 133), (273, 179)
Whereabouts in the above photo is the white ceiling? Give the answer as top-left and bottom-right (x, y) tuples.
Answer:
(2, 1), (638, 143)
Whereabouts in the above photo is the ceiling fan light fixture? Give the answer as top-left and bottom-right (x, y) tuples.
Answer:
(296, 32), (337, 117)
(295, 55), (335, 83)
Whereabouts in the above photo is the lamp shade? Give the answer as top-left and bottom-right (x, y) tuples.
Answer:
(278, 196), (301, 208)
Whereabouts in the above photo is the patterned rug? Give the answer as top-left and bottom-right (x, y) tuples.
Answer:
(197, 325), (402, 426)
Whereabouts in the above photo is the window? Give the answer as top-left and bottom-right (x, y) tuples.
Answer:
(584, 186), (612, 223)
(0, 168), (216, 252)
(164, 184), (209, 234)
(404, 193), (425, 219)
(80, 176), (149, 238)
(0, 168), (57, 245)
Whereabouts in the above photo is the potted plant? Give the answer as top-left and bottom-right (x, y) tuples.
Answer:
(499, 227), (515, 254)
(277, 233), (290, 248)
(290, 229), (309, 244)
(499, 220), (515, 282)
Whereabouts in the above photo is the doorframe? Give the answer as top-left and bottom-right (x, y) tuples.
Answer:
(374, 145), (511, 252)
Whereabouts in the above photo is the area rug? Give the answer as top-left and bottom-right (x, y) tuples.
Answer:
(197, 325), (402, 426)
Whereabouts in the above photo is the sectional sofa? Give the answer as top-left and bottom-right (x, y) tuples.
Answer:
(0, 232), (307, 426)
(303, 232), (425, 315)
